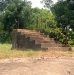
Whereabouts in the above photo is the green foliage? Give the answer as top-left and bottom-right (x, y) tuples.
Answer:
(0, 0), (32, 43)
(0, 31), (12, 43)
(39, 27), (66, 44)
(1, 0), (31, 32)
(30, 8), (56, 30)
(26, 24), (36, 30)
(41, 0), (74, 45)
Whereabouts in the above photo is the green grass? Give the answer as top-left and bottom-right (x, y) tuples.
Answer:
(72, 47), (74, 51)
(0, 44), (74, 59)
(0, 44), (42, 59)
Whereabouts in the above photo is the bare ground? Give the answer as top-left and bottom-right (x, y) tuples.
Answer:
(0, 57), (74, 75)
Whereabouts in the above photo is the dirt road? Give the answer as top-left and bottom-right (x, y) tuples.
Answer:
(0, 57), (74, 75)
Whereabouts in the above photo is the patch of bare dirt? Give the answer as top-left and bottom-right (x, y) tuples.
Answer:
(0, 57), (74, 75)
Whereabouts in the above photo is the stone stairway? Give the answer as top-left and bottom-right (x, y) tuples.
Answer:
(12, 29), (69, 51)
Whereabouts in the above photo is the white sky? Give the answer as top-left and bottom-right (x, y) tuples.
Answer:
(27, 0), (58, 8)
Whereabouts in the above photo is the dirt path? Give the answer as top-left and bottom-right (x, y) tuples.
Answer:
(0, 57), (74, 75)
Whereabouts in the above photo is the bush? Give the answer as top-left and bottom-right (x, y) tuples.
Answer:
(39, 28), (66, 44)
(68, 39), (74, 46)
(0, 32), (12, 43)
(26, 25), (36, 30)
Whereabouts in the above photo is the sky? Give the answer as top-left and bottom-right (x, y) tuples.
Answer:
(27, 0), (58, 8)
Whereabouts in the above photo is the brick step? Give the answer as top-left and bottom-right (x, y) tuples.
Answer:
(24, 35), (55, 44)
(41, 43), (62, 48)
(28, 36), (43, 40)
(20, 33), (39, 36)
(47, 47), (69, 51)
(24, 34), (41, 38)
(18, 29), (37, 32)
(28, 33), (49, 38)
(22, 31), (40, 34)
(27, 35), (52, 41)
(35, 40), (54, 44)
(20, 30), (45, 36)
(35, 40), (49, 44)
(29, 34), (43, 38)
(29, 35), (50, 41)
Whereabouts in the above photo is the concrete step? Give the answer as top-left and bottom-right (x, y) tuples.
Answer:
(48, 47), (69, 51)
(24, 34), (41, 38)
(35, 40), (53, 44)
(41, 43), (62, 48)
(30, 36), (43, 41)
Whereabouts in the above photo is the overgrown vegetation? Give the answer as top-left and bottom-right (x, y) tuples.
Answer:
(0, 0), (74, 46)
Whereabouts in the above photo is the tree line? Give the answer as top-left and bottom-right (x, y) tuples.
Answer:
(0, 0), (74, 46)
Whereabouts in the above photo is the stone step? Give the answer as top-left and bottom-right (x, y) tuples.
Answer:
(19, 30), (39, 34)
(41, 43), (62, 48)
(47, 47), (69, 51)
(29, 35), (51, 41)
(24, 34), (40, 38)
(29, 36), (43, 41)
(35, 40), (54, 44)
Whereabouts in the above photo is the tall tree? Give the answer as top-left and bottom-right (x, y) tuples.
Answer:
(1, 0), (32, 32)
